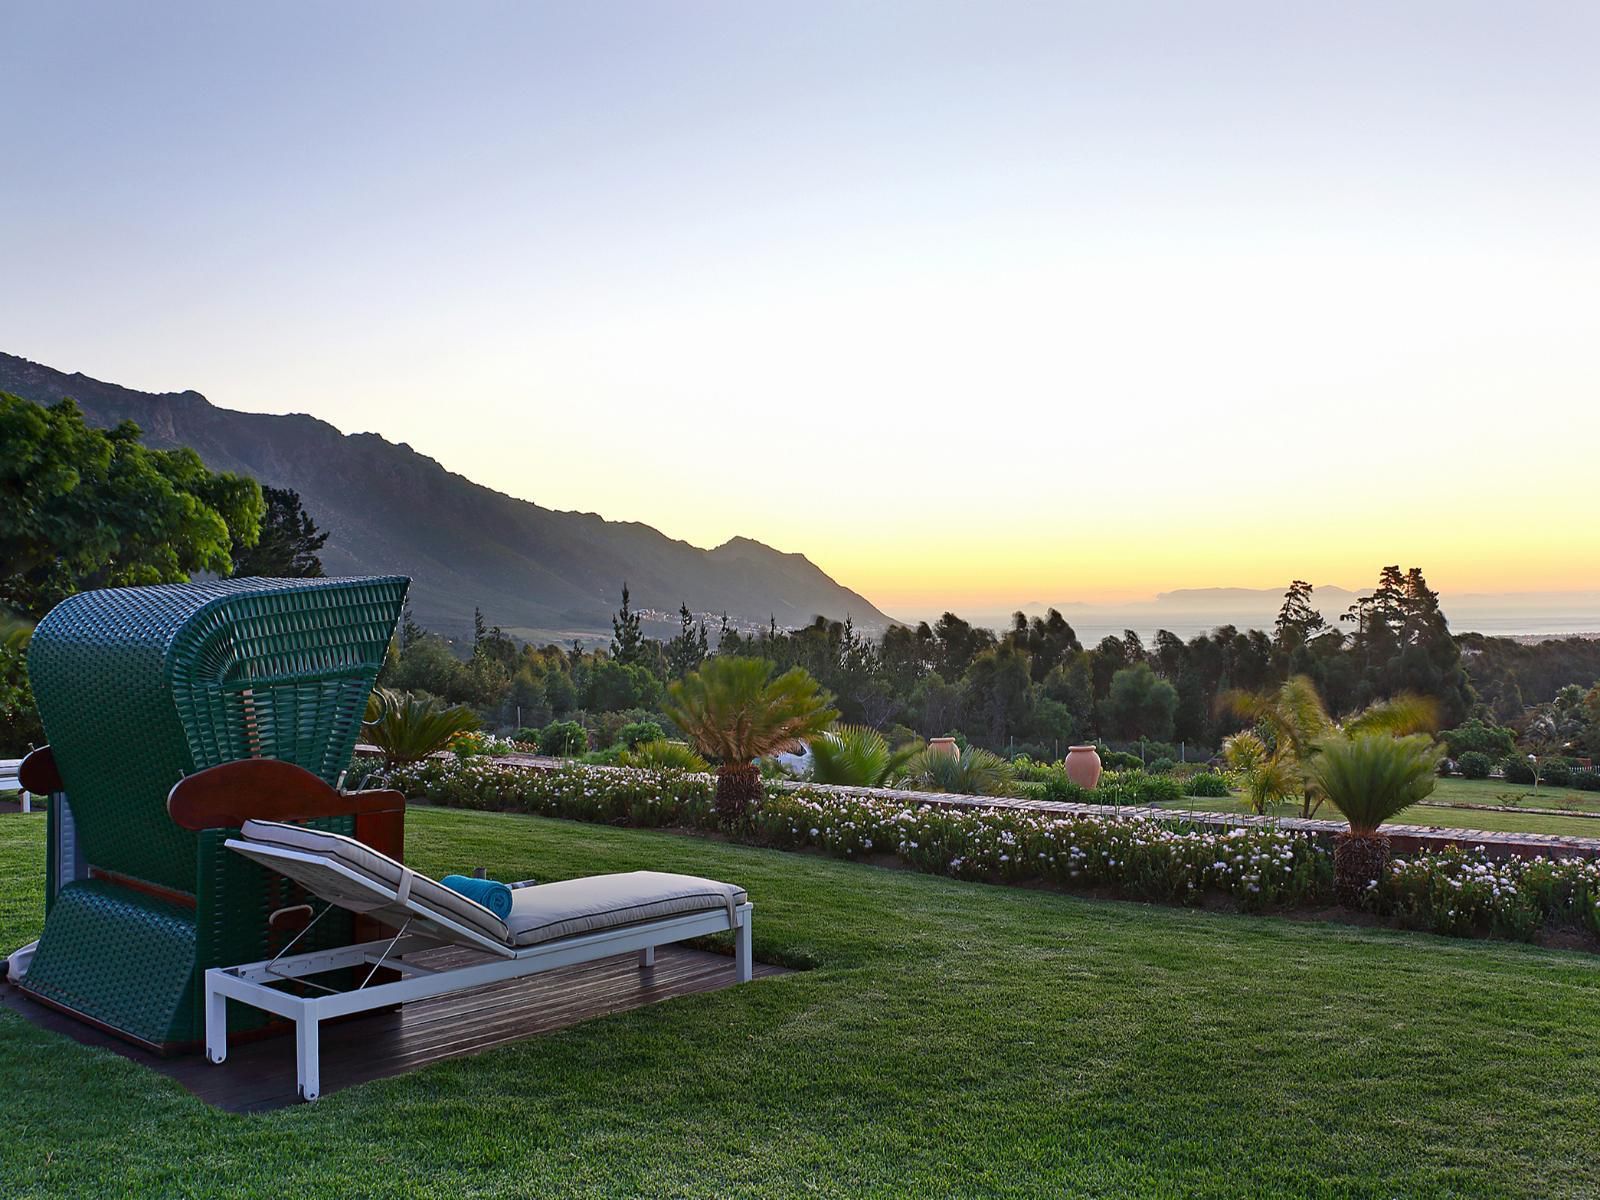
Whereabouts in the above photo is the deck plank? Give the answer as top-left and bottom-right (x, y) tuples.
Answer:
(1, 945), (787, 1113)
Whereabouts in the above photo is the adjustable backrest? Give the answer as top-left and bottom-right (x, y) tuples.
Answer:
(28, 576), (409, 894)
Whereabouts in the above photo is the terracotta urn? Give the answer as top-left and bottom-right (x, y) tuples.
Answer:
(927, 737), (959, 759)
(1064, 745), (1102, 790)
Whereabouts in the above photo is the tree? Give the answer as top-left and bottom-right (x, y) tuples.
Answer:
(611, 583), (645, 666)
(1100, 663), (1178, 742)
(1310, 732), (1443, 905)
(664, 657), (838, 825)
(231, 486), (327, 577)
(1228, 675), (1439, 817)
(1, 394), (262, 618)
(1274, 580), (1327, 661)
(666, 602), (708, 678)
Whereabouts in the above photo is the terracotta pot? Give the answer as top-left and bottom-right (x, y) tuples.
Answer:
(1063, 745), (1102, 790)
(927, 737), (959, 759)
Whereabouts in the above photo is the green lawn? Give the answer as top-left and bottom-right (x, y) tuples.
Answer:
(1156, 778), (1600, 840)
(1428, 775), (1600, 813)
(3, 807), (1600, 1198)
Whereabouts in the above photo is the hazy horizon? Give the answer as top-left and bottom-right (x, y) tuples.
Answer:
(6, 3), (1598, 612)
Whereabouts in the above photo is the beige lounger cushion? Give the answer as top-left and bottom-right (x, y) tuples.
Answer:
(233, 820), (747, 952)
(238, 819), (511, 945)
(505, 872), (748, 948)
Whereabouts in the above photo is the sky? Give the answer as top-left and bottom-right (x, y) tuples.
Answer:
(4, 2), (1599, 618)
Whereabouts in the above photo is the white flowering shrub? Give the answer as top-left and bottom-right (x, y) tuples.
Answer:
(375, 757), (1600, 945)
(376, 758), (714, 828)
(1374, 849), (1600, 939)
(755, 788), (1329, 911)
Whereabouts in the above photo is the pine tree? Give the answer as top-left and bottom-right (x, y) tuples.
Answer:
(611, 583), (645, 665)
(1274, 581), (1326, 653)
(667, 602), (707, 678)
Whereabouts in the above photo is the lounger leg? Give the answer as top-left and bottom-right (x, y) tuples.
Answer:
(735, 912), (752, 984)
(638, 946), (655, 968)
(296, 1012), (321, 1102)
(204, 973), (228, 1065)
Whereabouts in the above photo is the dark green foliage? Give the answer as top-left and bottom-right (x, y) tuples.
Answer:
(1570, 771), (1600, 792)
(1095, 770), (1185, 806)
(1442, 719), (1517, 760)
(1503, 756), (1536, 784)
(1147, 756), (1175, 775)
(538, 720), (588, 756)
(1457, 751), (1493, 780)
(1100, 666), (1179, 741)
(665, 602), (708, 678)
(615, 720), (664, 750)
(230, 486), (326, 577)
(1185, 770), (1232, 798)
(610, 583), (645, 666)
(0, 393), (261, 618)
(1038, 774), (1092, 804)
(1542, 762), (1573, 787)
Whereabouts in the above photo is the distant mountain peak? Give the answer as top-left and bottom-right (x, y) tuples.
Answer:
(1, 351), (894, 641)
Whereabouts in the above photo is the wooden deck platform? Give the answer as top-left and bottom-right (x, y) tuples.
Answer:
(2, 945), (786, 1113)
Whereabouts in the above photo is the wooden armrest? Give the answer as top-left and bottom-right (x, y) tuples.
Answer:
(18, 745), (63, 794)
(167, 759), (405, 831)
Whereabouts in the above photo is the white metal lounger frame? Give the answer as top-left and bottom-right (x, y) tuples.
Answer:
(204, 840), (753, 1101)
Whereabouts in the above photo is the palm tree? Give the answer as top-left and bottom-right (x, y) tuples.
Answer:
(362, 687), (481, 769)
(904, 746), (1019, 797)
(1309, 732), (1443, 905)
(664, 657), (838, 824)
(809, 724), (918, 788)
(1222, 730), (1298, 815)
(1227, 675), (1437, 817)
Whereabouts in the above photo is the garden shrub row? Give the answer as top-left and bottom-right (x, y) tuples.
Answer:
(376, 758), (1600, 947)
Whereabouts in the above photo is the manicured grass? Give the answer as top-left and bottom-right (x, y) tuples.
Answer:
(1429, 775), (1600, 813)
(1157, 780), (1600, 840)
(3, 806), (1600, 1198)
(1158, 792), (1600, 839)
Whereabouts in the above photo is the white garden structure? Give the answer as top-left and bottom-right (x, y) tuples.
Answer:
(206, 820), (752, 1101)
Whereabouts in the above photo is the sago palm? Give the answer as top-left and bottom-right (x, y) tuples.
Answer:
(809, 724), (918, 788)
(619, 738), (709, 773)
(1227, 676), (1438, 816)
(904, 746), (1019, 798)
(363, 687), (481, 768)
(664, 657), (838, 824)
(1309, 732), (1443, 906)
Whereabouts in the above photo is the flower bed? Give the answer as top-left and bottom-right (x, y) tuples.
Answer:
(376, 756), (1600, 948)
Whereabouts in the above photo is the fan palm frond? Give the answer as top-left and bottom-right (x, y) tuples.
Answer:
(809, 724), (918, 788)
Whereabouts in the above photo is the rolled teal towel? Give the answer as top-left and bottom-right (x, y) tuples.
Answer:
(440, 874), (513, 920)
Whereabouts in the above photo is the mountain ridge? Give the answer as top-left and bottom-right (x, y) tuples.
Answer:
(0, 352), (895, 642)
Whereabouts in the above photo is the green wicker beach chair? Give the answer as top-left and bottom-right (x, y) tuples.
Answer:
(17, 576), (408, 1051)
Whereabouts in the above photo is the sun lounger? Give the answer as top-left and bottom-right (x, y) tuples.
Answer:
(205, 819), (752, 1101)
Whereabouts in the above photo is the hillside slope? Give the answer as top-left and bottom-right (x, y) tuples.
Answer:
(0, 352), (893, 641)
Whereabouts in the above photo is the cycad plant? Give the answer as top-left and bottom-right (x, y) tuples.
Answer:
(904, 746), (1018, 797)
(809, 724), (918, 788)
(619, 738), (709, 773)
(664, 657), (838, 824)
(1227, 676), (1437, 816)
(363, 687), (481, 769)
(1309, 732), (1443, 906)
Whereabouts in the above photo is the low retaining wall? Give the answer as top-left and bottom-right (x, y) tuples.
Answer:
(396, 750), (1600, 863)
